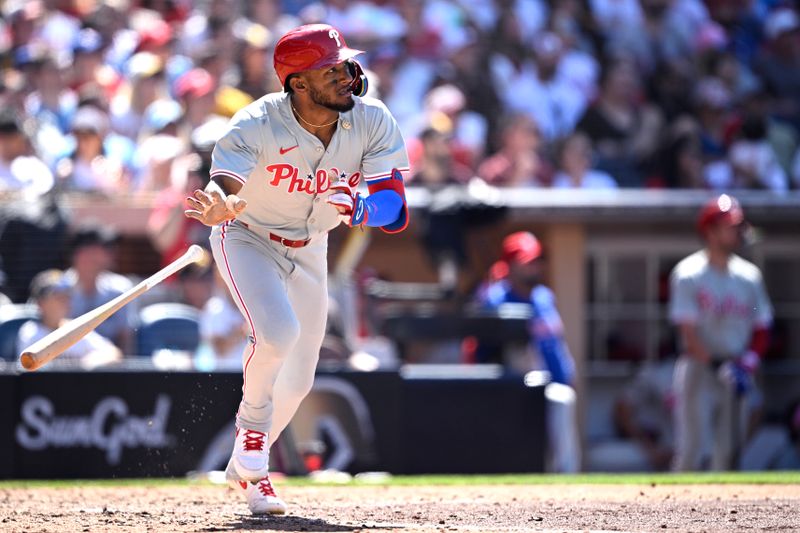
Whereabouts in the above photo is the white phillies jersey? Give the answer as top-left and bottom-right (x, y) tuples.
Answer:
(669, 250), (773, 358)
(210, 92), (409, 241)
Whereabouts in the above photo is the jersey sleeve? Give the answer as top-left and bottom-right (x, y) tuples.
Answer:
(362, 101), (410, 184)
(752, 271), (774, 327)
(210, 113), (262, 186)
(669, 269), (699, 324)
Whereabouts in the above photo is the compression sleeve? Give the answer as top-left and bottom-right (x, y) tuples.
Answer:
(362, 189), (403, 228)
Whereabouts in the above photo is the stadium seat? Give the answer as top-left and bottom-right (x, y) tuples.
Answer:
(0, 304), (39, 361)
(135, 303), (200, 357)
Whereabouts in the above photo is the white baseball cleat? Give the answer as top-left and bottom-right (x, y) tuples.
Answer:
(228, 469), (287, 515)
(231, 428), (269, 482)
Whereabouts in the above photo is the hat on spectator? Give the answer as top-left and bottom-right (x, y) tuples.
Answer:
(215, 85), (253, 117)
(174, 68), (214, 100)
(765, 8), (800, 40)
(29, 269), (71, 300)
(694, 21), (728, 52)
(136, 19), (173, 53)
(144, 99), (183, 132)
(12, 43), (48, 68)
(71, 106), (109, 135)
(126, 52), (163, 80)
(73, 28), (103, 56)
(425, 84), (466, 116)
(234, 20), (272, 50)
(3, 0), (43, 22)
(694, 77), (731, 110)
(70, 224), (120, 252)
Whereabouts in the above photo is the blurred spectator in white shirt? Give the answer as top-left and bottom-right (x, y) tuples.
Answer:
(199, 271), (248, 371)
(65, 225), (134, 352)
(55, 106), (128, 194)
(552, 132), (618, 189)
(110, 52), (167, 140)
(492, 32), (588, 141)
(0, 109), (54, 197)
(707, 114), (788, 192)
(17, 269), (121, 369)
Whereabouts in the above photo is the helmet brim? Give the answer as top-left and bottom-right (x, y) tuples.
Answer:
(310, 47), (364, 72)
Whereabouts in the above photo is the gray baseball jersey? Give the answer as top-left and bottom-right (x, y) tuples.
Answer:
(669, 249), (772, 471)
(209, 92), (410, 241)
(206, 90), (409, 470)
(669, 250), (772, 358)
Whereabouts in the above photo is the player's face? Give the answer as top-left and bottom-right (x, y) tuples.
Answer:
(509, 258), (543, 287)
(709, 223), (742, 253)
(306, 62), (355, 112)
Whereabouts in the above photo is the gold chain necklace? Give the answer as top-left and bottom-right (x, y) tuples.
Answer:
(291, 102), (338, 128)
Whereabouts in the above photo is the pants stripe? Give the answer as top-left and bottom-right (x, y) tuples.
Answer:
(220, 221), (257, 398)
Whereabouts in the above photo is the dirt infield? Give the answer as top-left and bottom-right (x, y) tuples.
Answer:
(0, 483), (798, 532)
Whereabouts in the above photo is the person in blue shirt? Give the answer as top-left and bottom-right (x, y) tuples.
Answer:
(475, 231), (579, 472)
(476, 231), (575, 386)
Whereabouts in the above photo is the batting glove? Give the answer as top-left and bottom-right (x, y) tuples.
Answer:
(327, 182), (368, 227)
(717, 360), (752, 397)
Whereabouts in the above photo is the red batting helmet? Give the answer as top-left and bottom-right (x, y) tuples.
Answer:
(273, 24), (368, 96)
(697, 193), (745, 235)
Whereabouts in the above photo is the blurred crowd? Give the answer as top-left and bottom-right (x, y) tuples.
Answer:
(2, 0), (800, 473)
(0, 0), (799, 197)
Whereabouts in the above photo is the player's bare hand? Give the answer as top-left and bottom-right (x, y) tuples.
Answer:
(184, 189), (247, 226)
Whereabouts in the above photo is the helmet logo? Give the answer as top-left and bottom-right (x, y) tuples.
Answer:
(329, 29), (341, 47)
(718, 194), (732, 212)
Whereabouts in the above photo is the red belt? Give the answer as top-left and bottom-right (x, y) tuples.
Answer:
(238, 221), (311, 248)
(269, 233), (310, 248)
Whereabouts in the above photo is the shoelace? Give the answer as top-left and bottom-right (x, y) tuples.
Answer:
(257, 477), (277, 497)
(243, 429), (266, 452)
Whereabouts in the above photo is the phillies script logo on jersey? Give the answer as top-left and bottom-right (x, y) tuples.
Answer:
(265, 163), (360, 195)
(697, 289), (751, 319)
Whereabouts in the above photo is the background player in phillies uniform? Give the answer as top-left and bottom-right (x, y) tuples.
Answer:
(670, 194), (773, 471)
(184, 24), (409, 515)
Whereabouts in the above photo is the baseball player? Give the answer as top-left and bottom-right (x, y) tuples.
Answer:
(670, 194), (773, 471)
(184, 24), (409, 514)
(474, 232), (579, 473)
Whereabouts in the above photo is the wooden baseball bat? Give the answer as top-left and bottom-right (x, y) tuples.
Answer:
(19, 244), (208, 371)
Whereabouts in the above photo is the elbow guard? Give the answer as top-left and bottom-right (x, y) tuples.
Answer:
(367, 168), (408, 234)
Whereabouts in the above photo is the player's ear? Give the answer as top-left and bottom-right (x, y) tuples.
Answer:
(290, 75), (308, 93)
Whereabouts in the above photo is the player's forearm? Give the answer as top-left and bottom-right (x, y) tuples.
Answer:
(678, 323), (712, 363)
(209, 174), (243, 197)
(362, 189), (403, 227)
